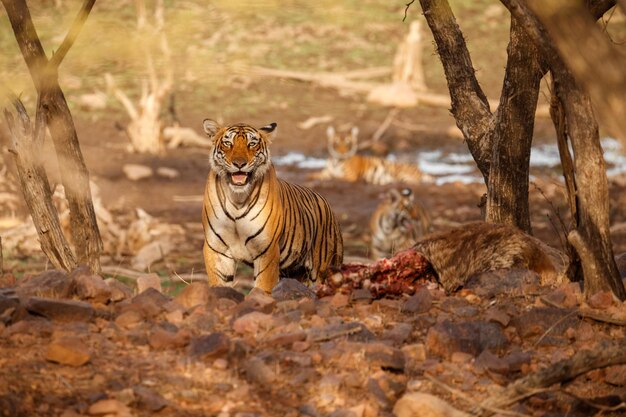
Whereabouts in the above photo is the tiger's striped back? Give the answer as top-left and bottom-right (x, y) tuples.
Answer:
(370, 187), (431, 259)
(201, 119), (343, 292)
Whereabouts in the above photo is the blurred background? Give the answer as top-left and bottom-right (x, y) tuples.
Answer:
(1, 0), (626, 281)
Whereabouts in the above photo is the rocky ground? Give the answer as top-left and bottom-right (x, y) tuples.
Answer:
(1, 260), (626, 417)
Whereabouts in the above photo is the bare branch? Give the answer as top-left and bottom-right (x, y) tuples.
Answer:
(478, 340), (626, 415)
(403, 0), (416, 22)
(49, 0), (97, 69)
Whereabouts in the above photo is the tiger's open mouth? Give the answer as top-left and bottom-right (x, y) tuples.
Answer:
(230, 172), (249, 186)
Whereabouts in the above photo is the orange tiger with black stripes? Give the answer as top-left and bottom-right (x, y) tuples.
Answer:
(314, 126), (432, 185)
(370, 187), (431, 259)
(201, 119), (343, 292)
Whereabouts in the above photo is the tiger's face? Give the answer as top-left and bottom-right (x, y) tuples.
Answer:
(387, 188), (421, 235)
(326, 126), (358, 160)
(203, 119), (276, 193)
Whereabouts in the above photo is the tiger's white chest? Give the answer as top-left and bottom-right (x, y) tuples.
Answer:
(206, 184), (273, 263)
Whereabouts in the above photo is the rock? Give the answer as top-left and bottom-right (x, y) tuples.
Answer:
(426, 320), (508, 359)
(246, 287), (277, 311)
(605, 364), (626, 386)
(510, 307), (578, 341)
(208, 286), (245, 303)
(131, 238), (173, 271)
(149, 327), (190, 350)
(264, 329), (307, 346)
(474, 349), (509, 374)
(25, 297), (94, 322)
(156, 167), (179, 179)
(587, 291), (616, 310)
(87, 398), (132, 416)
(130, 287), (170, 318)
(367, 371), (405, 409)
(188, 332), (230, 359)
(402, 343), (427, 362)
(401, 288), (433, 314)
(298, 404), (323, 417)
(45, 337), (91, 366)
(122, 163), (153, 181)
(382, 322), (413, 344)
(483, 307), (510, 327)
(363, 343), (405, 372)
(272, 278), (317, 301)
(114, 310), (144, 329)
(3, 317), (53, 338)
(136, 273), (163, 294)
(15, 270), (72, 299)
(329, 293), (350, 309)
(133, 385), (168, 411)
(71, 267), (111, 304)
(394, 392), (470, 417)
(104, 279), (133, 302)
(243, 356), (277, 385)
(298, 298), (317, 315)
(502, 350), (532, 372)
(450, 352), (473, 364)
(350, 288), (373, 304)
(307, 321), (363, 342)
(175, 282), (212, 308)
(0, 293), (20, 321)
(280, 351), (312, 367)
(232, 311), (274, 334)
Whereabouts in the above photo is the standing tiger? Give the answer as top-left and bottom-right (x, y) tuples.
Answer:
(370, 187), (431, 259)
(201, 119), (343, 292)
(313, 126), (432, 185)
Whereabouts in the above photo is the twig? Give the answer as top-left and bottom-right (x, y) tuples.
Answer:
(533, 309), (578, 348)
(561, 388), (626, 414)
(403, 0), (416, 22)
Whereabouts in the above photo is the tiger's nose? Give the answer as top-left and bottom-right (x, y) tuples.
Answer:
(233, 159), (247, 169)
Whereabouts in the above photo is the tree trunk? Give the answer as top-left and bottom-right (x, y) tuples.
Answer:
(485, 18), (542, 233)
(500, 0), (625, 299)
(2, 0), (102, 272)
(4, 98), (77, 271)
(552, 68), (626, 300)
(419, 0), (542, 232)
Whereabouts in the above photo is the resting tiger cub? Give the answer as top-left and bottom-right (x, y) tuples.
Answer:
(201, 119), (343, 292)
(370, 187), (431, 259)
(314, 126), (431, 185)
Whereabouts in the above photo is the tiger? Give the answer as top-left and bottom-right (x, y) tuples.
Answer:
(369, 187), (431, 259)
(201, 119), (344, 293)
(313, 126), (432, 185)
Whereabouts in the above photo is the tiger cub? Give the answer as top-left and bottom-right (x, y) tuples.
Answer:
(370, 187), (431, 259)
(314, 126), (431, 185)
(201, 119), (343, 292)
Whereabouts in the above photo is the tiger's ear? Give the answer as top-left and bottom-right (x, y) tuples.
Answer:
(326, 126), (335, 140)
(202, 119), (220, 138)
(388, 188), (401, 204)
(260, 123), (277, 134)
(350, 126), (359, 139)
